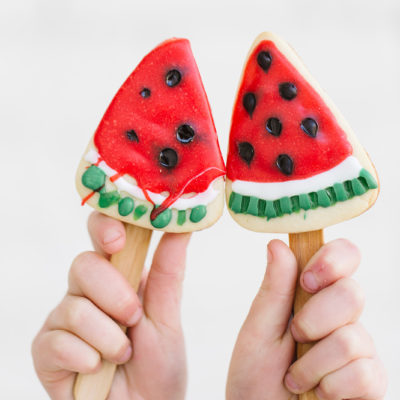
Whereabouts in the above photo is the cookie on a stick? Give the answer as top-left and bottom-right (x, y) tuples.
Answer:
(225, 32), (378, 399)
(75, 38), (225, 400)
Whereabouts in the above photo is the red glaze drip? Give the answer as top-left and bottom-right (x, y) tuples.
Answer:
(94, 157), (103, 167)
(110, 172), (123, 183)
(81, 191), (95, 206)
(227, 40), (353, 183)
(93, 39), (225, 217)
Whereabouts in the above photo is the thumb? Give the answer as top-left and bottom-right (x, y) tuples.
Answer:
(244, 239), (298, 342)
(143, 232), (191, 327)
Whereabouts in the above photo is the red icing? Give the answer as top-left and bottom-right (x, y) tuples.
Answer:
(227, 40), (353, 183)
(93, 38), (225, 218)
(81, 191), (95, 206)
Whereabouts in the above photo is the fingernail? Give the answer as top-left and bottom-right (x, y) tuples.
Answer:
(127, 307), (143, 326)
(303, 271), (319, 292)
(103, 230), (122, 245)
(285, 373), (300, 392)
(119, 345), (132, 363)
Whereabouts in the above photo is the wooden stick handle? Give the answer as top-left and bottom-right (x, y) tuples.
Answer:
(289, 230), (324, 400)
(73, 224), (152, 400)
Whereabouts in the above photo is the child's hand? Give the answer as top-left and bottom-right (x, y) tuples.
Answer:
(32, 212), (191, 400)
(226, 239), (387, 400)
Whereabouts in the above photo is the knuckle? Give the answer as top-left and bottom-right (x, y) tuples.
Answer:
(115, 291), (137, 322)
(64, 297), (91, 331)
(292, 315), (315, 341)
(335, 326), (358, 360)
(339, 279), (365, 311)
(70, 251), (97, 280)
(354, 360), (374, 389)
(84, 353), (101, 373)
(317, 379), (337, 400)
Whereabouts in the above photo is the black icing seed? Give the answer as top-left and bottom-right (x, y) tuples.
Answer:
(257, 51), (272, 72)
(176, 124), (195, 143)
(165, 69), (181, 87)
(279, 82), (297, 100)
(276, 154), (294, 175)
(159, 148), (178, 169)
(243, 92), (257, 117)
(301, 118), (318, 138)
(125, 130), (139, 142)
(140, 88), (151, 98)
(238, 142), (254, 165)
(266, 117), (282, 137)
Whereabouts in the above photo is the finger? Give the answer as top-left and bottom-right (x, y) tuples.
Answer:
(32, 329), (101, 374)
(243, 239), (298, 342)
(292, 278), (365, 343)
(285, 323), (375, 393)
(315, 357), (387, 400)
(47, 295), (132, 364)
(300, 239), (361, 293)
(87, 212), (126, 256)
(68, 251), (142, 326)
(144, 232), (191, 327)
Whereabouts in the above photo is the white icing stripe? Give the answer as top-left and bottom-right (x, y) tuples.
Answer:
(85, 149), (219, 209)
(231, 156), (362, 201)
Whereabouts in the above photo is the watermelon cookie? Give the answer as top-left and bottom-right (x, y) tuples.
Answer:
(76, 38), (225, 232)
(226, 32), (378, 233)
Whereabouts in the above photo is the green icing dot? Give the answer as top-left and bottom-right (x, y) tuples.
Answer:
(177, 210), (186, 226)
(190, 205), (207, 223)
(265, 201), (277, 220)
(230, 192), (243, 213)
(280, 197), (292, 215)
(351, 178), (367, 196)
(246, 197), (259, 216)
(299, 194), (311, 210)
(317, 190), (331, 208)
(133, 205), (148, 220)
(82, 166), (106, 191)
(151, 208), (172, 229)
(333, 182), (348, 202)
(118, 197), (134, 216)
(359, 169), (378, 189)
(258, 199), (266, 217)
(98, 191), (120, 208)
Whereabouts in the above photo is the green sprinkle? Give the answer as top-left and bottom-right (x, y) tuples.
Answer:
(151, 208), (172, 229)
(230, 192), (243, 213)
(351, 178), (367, 196)
(344, 181), (355, 198)
(99, 191), (120, 208)
(190, 205), (207, 223)
(118, 197), (134, 216)
(82, 166), (106, 191)
(133, 205), (148, 220)
(246, 197), (259, 216)
(280, 197), (292, 215)
(333, 182), (348, 202)
(326, 187), (337, 205)
(265, 201), (277, 220)
(359, 169), (378, 189)
(317, 190), (331, 208)
(258, 199), (266, 217)
(299, 194), (311, 210)
(177, 210), (186, 225)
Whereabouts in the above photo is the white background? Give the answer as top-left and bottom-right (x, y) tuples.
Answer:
(1, 0), (399, 398)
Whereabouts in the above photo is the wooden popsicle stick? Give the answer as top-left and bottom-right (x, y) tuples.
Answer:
(73, 224), (153, 400)
(289, 229), (324, 400)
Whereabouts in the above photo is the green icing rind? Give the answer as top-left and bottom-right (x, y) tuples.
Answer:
(133, 205), (148, 220)
(190, 205), (207, 223)
(228, 169), (378, 221)
(177, 210), (186, 226)
(82, 166), (106, 191)
(118, 197), (134, 216)
(99, 191), (120, 208)
(151, 208), (172, 229)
